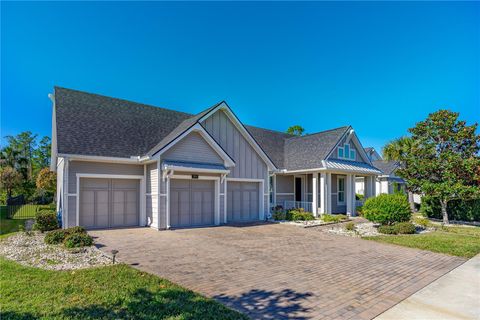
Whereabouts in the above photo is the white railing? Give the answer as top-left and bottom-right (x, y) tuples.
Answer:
(283, 200), (313, 212)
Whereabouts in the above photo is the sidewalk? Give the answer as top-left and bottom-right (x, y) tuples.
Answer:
(375, 254), (480, 320)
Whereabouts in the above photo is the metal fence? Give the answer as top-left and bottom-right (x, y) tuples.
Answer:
(5, 204), (51, 219)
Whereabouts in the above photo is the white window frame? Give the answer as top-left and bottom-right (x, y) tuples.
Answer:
(338, 143), (356, 160)
(337, 176), (345, 205)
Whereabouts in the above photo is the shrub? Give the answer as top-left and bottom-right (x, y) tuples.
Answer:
(421, 196), (480, 222)
(356, 206), (363, 216)
(45, 229), (69, 244)
(378, 225), (397, 234)
(356, 193), (365, 201)
(285, 210), (294, 221)
(413, 216), (430, 228)
(272, 211), (286, 221)
(68, 226), (87, 234)
(291, 209), (314, 221)
(322, 214), (347, 222)
(345, 222), (355, 231)
(64, 233), (93, 248)
(395, 222), (416, 234)
(33, 210), (58, 232)
(363, 194), (411, 225)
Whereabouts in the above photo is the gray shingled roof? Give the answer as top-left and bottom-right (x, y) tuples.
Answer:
(283, 126), (350, 171)
(372, 160), (400, 175)
(54, 87), (352, 171)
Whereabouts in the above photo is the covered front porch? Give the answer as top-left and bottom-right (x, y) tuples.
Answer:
(272, 160), (381, 217)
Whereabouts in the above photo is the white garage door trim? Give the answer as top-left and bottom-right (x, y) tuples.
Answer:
(226, 178), (265, 221)
(168, 174), (220, 229)
(76, 174), (145, 227)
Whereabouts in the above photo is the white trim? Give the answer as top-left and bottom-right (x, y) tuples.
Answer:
(337, 143), (356, 161)
(75, 173), (145, 228)
(169, 174), (221, 227)
(223, 179), (227, 224)
(226, 178), (264, 182)
(276, 193), (295, 196)
(198, 102), (277, 170)
(67, 193), (77, 197)
(151, 123), (235, 168)
(157, 159), (162, 229)
(64, 158), (69, 228)
(58, 153), (141, 164)
(162, 164), (230, 174)
(337, 175), (346, 205)
(312, 172), (318, 216)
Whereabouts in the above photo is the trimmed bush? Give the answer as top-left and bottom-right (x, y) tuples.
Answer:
(45, 229), (69, 244)
(44, 226), (88, 245)
(413, 216), (430, 228)
(421, 196), (480, 222)
(272, 210), (286, 221)
(378, 225), (397, 234)
(322, 214), (348, 223)
(345, 222), (355, 231)
(291, 209), (314, 221)
(395, 222), (416, 234)
(33, 210), (58, 232)
(64, 233), (93, 248)
(363, 194), (411, 225)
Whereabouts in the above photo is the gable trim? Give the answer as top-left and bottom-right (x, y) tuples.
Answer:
(324, 127), (372, 164)
(198, 102), (278, 171)
(151, 123), (236, 167)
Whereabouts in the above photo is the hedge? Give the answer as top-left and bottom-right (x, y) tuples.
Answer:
(422, 196), (480, 222)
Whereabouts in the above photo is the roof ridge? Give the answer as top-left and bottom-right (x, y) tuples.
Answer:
(286, 125), (350, 140)
(54, 86), (194, 117)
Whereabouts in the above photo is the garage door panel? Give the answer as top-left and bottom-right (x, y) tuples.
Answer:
(80, 178), (139, 229)
(227, 181), (260, 222)
(170, 179), (215, 228)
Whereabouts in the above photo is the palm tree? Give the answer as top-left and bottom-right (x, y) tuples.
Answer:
(382, 137), (416, 212)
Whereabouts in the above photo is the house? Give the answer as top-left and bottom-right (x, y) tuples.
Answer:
(51, 87), (381, 230)
(355, 147), (406, 196)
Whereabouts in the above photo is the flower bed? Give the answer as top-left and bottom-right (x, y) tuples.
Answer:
(0, 232), (111, 270)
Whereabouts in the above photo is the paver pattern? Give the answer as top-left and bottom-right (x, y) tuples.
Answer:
(90, 223), (465, 320)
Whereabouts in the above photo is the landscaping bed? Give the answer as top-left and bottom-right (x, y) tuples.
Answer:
(0, 231), (111, 270)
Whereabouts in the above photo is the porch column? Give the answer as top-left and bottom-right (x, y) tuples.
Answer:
(320, 172), (326, 214)
(346, 174), (353, 216)
(326, 172), (332, 214)
(366, 176), (373, 199)
(352, 174), (356, 216)
(312, 172), (318, 216)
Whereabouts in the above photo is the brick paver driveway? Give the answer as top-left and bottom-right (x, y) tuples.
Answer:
(90, 223), (465, 320)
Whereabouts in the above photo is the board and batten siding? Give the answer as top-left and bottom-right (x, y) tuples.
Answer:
(162, 132), (224, 164)
(146, 162), (158, 228)
(201, 109), (269, 217)
(66, 161), (144, 228)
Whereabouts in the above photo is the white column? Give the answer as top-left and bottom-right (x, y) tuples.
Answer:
(371, 176), (376, 197)
(326, 172), (332, 214)
(320, 172), (326, 214)
(272, 174), (277, 208)
(346, 174), (353, 216)
(352, 174), (356, 216)
(312, 172), (318, 216)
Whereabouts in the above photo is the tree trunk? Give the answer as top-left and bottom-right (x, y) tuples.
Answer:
(408, 191), (416, 213)
(440, 199), (449, 225)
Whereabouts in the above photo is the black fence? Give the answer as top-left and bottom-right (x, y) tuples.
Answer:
(4, 204), (55, 219)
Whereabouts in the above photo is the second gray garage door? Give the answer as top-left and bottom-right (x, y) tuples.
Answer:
(79, 178), (139, 229)
(227, 181), (260, 222)
(170, 179), (215, 228)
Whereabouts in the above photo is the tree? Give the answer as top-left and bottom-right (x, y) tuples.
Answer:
(383, 136), (416, 212)
(5, 131), (37, 180)
(33, 136), (51, 173)
(0, 166), (21, 198)
(393, 110), (480, 224)
(36, 168), (56, 193)
(286, 125), (305, 136)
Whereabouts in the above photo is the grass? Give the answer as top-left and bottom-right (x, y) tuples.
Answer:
(364, 225), (480, 258)
(0, 206), (29, 236)
(0, 257), (246, 320)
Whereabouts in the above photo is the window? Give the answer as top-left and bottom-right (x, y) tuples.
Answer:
(338, 177), (345, 204)
(338, 143), (356, 160)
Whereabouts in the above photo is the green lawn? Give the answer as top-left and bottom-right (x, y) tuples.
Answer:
(0, 257), (246, 320)
(364, 226), (480, 258)
(0, 206), (29, 236)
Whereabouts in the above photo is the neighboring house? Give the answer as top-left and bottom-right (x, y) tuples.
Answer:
(355, 147), (406, 196)
(51, 87), (381, 230)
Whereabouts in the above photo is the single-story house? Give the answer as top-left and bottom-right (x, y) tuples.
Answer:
(355, 147), (406, 196)
(51, 87), (382, 230)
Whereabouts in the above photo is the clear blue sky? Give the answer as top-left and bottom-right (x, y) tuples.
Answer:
(2, 2), (479, 153)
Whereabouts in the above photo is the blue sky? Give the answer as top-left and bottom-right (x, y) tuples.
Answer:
(2, 2), (479, 152)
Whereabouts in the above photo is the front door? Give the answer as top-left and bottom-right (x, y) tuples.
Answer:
(295, 177), (302, 202)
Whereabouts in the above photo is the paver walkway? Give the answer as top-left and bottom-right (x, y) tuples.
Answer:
(90, 223), (465, 320)
(375, 253), (480, 320)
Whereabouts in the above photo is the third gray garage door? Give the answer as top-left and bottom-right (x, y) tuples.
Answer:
(170, 179), (215, 228)
(227, 181), (260, 222)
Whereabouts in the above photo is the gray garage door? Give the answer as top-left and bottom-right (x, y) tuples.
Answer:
(227, 181), (260, 222)
(79, 178), (139, 229)
(170, 179), (215, 228)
